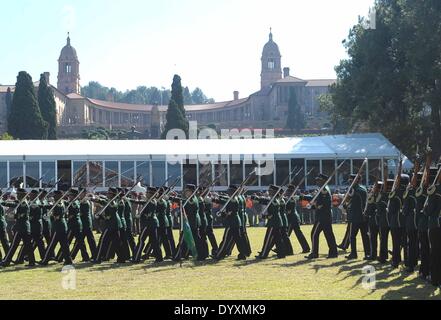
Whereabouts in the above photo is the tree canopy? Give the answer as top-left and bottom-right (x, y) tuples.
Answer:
(325, 0), (441, 157)
(81, 81), (214, 106)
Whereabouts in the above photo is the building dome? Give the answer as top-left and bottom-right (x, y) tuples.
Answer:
(59, 34), (78, 60)
(262, 31), (280, 57)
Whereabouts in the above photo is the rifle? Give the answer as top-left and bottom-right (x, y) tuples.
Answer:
(200, 167), (227, 198)
(387, 155), (404, 211)
(423, 157), (441, 209)
(284, 168), (315, 204)
(11, 172), (54, 211)
(416, 142), (432, 197)
(180, 168), (227, 207)
(216, 168), (257, 217)
(135, 175), (176, 217)
(95, 176), (144, 219)
(338, 158), (368, 210)
(259, 167), (302, 218)
(307, 160), (348, 210)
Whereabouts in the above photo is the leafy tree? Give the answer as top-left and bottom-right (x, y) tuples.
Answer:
(8, 71), (48, 140)
(38, 74), (57, 139)
(327, 0), (441, 157)
(191, 88), (207, 104)
(183, 87), (193, 105)
(286, 88), (305, 133)
(81, 81), (212, 106)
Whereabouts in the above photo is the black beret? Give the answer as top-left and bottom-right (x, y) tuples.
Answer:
(147, 186), (157, 193)
(17, 188), (27, 194)
(287, 184), (296, 191)
(108, 187), (118, 194)
(69, 189), (79, 196)
(269, 185), (280, 192)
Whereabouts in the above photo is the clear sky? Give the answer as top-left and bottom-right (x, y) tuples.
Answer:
(0, 0), (375, 102)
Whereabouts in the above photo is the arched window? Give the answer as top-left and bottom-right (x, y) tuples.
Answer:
(268, 58), (275, 70)
(65, 63), (72, 73)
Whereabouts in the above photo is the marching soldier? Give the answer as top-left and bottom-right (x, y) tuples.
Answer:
(172, 184), (206, 261)
(226, 191), (251, 258)
(304, 174), (338, 260)
(39, 190), (52, 247)
(425, 164), (441, 287)
(0, 191), (10, 260)
(73, 188), (97, 261)
(388, 174), (408, 269)
(402, 179), (418, 273)
(132, 187), (162, 263)
(123, 188), (137, 257)
(196, 189), (210, 260)
(213, 185), (247, 260)
(92, 188), (125, 264)
(1, 189), (35, 267)
(376, 180), (393, 264)
(278, 192), (294, 256)
(204, 192), (218, 257)
(155, 187), (174, 259)
(253, 185), (285, 260)
(364, 183), (380, 261)
(416, 170), (434, 280)
(164, 190), (176, 256)
(39, 190), (72, 266)
(22, 190), (46, 262)
(239, 192), (252, 257)
(344, 174), (369, 260)
(58, 189), (88, 262)
(106, 188), (130, 262)
(285, 185), (310, 254)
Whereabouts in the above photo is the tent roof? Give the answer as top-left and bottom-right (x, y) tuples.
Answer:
(0, 133), (402, 161)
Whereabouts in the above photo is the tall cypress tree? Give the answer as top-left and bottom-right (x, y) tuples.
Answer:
(171, 75), (186, 116)
(286, 88), (305, 133)
(38, 74), (57, 139)
(161, 99), (189, 138)
(161, 74), (189, 138)
(8, 71), (48, 140)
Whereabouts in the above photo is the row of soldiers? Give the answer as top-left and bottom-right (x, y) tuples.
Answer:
(0, 179), (314, 267)
(336, 155), (441, 288)
(0, 161), (440, 291)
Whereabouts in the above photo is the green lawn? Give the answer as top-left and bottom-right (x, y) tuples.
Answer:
(1, 224), (440, 300)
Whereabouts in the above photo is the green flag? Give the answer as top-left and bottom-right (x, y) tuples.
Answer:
(180, 201), (198, 260)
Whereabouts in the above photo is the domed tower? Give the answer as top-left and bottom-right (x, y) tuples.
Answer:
(57, 33), (80, 95)
(261, 29), (282, 89)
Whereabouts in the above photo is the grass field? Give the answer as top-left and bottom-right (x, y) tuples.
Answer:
(1, 224), (440, 300)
